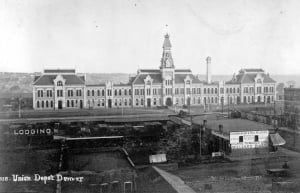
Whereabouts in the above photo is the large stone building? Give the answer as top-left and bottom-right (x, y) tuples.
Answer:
(33, 34), (276, 110)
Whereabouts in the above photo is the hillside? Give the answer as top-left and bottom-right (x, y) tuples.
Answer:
(0, 72), (299, 95)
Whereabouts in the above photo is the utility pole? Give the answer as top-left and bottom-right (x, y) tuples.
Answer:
(227, 94), (230, 118)
(189, 114), (201, 159)
(18, 96), (21, 119)
(221, 98), (224, 114)
(199, 120), (202, 158)
(121, 98), (124, 117)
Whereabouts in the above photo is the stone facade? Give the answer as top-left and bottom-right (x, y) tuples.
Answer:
(33, 34), (276, 110)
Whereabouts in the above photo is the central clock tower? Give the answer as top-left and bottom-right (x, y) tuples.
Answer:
(160, 33), (174, 69)
(160, 34), (175, 106)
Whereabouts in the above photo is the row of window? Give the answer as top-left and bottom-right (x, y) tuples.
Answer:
(239, 135), (259, 143)
(37, 86), (275, 99)
(87, 89), (132, 97)
(67, 90), (83, 97)
(36, 100), (53, 108)
(66, 100), (83, 108)
(37, 89), (83, 98)
(243, 86), (274, 94)
(37, 90), (53, 97)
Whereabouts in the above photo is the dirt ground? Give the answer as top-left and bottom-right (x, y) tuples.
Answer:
(171, 148), (300, 193)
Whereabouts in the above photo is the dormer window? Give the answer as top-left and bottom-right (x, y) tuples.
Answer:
(146, 80), (151, 85)
(257, 79), (262, 83)
(186, 80), (191, 84)
(57, 81), (63, 86)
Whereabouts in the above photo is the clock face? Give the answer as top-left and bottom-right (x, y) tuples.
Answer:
(166, 58), (171, 67)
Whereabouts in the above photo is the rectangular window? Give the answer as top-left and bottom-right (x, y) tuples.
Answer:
(239, 136), (243, 143)
(111, 181), (120, 193)
(192, 88), (196, 94)
(257, 87), (262, 94)
(100, 183), (109, 193)
(254, 135), (259, 142)
(124, 182), (132, 193)
(186, 88), (191, 94)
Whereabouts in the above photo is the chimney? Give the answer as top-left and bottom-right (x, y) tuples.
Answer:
(206, 56), (212, 84)
(218, 124), (223, 133)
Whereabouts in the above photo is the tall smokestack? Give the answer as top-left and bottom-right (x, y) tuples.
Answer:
(206, 56), (212, 84)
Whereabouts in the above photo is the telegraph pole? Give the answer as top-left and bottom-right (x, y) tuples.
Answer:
(18, 96), (21, 119)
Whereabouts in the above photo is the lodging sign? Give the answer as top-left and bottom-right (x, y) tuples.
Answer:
(12, 127), (53, 136)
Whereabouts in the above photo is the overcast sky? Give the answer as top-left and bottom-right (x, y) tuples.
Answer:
(0, 0), (300, 75)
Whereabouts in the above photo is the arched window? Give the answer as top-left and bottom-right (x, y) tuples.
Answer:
(215, 88), (218, 94)
(46, 101), (49, 108)
(136, 99), (139, 106)
(115, 90), (118, 96)
(87, 90), (90, 96)
(67, 100), (69, 107)
(102, 90), (105, 96)
(71, 100), (74, 107)
(141, 99), (144, 105)
(129, 89), (132, 95)
(37, 101), (40, 108)
(42, 101), (44, 108)
(124, 90), (127, 95)
(124, 99), (127, 106)
(92, 90), (94, 96)
(211, 88), (214, 94)
(119, 89), (122, 96)
(97, 90), (100, 96)
(215, 97), (218, 104)
(57, 81), (63, 86)
(51, 101), (53, 108)
(204, 88), (206, 94)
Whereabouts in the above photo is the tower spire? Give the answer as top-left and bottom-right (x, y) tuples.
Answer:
(160, 34), (174, 69)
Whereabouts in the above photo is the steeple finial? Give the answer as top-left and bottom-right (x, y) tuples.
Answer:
(163, 33), (172, 48)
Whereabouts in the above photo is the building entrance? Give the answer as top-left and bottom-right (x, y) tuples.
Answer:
(166, 98), (172, 106)
(108, 99), (112, 108)
(58, 100), (62, 109)
(147, 98), (151, 107)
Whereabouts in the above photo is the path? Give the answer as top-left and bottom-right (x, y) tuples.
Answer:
(153, 166), (196, 193)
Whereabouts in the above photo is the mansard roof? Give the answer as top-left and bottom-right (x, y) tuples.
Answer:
(239, 68), (265, 74)
(132, 74), (162, 85)
(226, 72), (276, 84)
(33, 74), (85, 86)
(175, 69), (192, 73)
(44, 69), (76, 74)
(174, 74), (202, 84)
(139, 69), (160, 73)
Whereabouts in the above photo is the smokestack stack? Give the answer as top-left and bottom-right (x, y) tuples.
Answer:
(206, 56), (212, 84)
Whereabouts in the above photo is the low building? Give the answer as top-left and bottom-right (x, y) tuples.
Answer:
(206, 119), (284, 157)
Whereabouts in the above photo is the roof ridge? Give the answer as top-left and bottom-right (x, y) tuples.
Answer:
(132, 74), (141, 85)
(33, 74), (45, 85)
